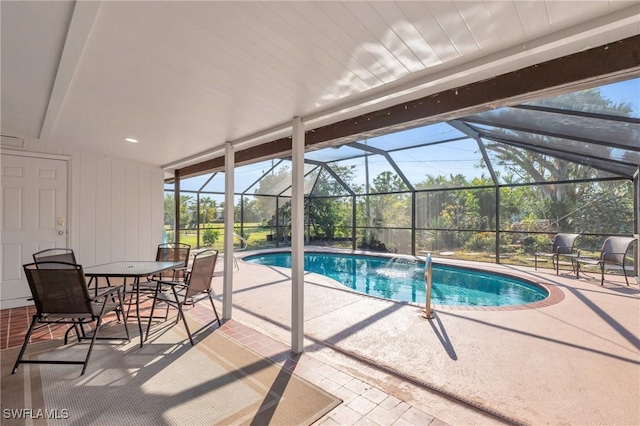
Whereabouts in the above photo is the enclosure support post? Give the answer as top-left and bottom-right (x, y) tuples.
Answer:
(240, 194), (244, 239)
(411, 192), (416, 256)
(223, 142), (234, 320)
(352, 195), (357, 251)
(495, 185), (501, 264)
(196, 193), (200, 248)
(291, 116), (305, 354)
(634, 167), (639, 282)
(275, 197), (280, 248)
(174, 169), (180, 244)
(422, 252), (434, 319)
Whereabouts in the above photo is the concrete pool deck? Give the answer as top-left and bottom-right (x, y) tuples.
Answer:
(210, 247), (640, 425)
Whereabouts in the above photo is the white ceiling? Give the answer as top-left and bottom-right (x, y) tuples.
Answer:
(2, 1), (639, 170)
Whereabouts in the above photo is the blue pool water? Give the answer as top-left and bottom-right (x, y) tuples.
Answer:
(244, 252), (548, 307)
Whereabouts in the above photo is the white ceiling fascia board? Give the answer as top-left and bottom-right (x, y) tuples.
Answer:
(161, 145), (226, 170)
(161, 121), (295, 170)
(39, 1), (101, 140)
(162, 3), (639, 171)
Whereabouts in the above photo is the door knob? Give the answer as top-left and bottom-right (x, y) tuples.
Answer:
(58, 231), (64, 235)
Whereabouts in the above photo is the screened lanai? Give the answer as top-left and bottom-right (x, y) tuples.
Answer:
(165, 77), (638, 271)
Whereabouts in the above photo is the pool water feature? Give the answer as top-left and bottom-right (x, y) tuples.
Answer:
(245, 252), (548, 307)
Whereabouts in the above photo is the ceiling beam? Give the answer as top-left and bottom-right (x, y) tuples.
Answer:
(482, 135), (635, 177)
(462, 116), (640, 153)
(39, 1), (101, 140)
(178, 35), (640, 179)
(447, 120), (498, 185)
(512, 104), (640, 125)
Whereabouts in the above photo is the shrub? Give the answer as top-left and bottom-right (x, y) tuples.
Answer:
(202, 228), (220, 246)
(464, 232), (495, 251)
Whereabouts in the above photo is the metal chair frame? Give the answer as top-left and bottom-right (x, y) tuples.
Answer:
(145, 249), (221, 345)
(534, 233), (580, 274)
(33, 248), (77, 265)
(575, 236), (636, 286)
(12, 262), (130, 376)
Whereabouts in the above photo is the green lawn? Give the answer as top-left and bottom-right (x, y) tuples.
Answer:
(167, 223), (275, 251)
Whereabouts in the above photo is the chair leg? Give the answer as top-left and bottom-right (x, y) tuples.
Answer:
(12, 315), (38, 374)
(600, 263), (605, 286)
(208, 291), (221, 327)
(623, 265), (629, 286)
(64, 324), (76, 345)
(177, 302), (194, 345)
(576, 262), (581, 279)
(145, 283), (161, 342)
(172, 286), (193, 345)
(82, 298), (113, 376)
(126, 291), (133, 319)
(81, 317), (102, 376)
(117, 290), (131, 342)
(534, 254), (538, 270)
(106, 278), (121, 322)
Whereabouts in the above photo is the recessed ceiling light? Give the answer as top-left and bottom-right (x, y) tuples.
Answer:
(125, 137), (139, 143)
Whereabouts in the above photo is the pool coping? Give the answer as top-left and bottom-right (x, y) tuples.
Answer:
(238, 247), (566, 312)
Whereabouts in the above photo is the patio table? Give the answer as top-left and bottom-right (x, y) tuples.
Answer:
(84, 261), (183, 347)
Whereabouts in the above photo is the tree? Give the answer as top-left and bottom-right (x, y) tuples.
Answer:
(307, 164), (357, 240)
(164, 193), (196, 229)
(179, 195), (196, 229)
(369, 171), (409, 227)
(199, 197), (217, 224)
(483, 87), (634, 231)
(253, 167), (291, 222)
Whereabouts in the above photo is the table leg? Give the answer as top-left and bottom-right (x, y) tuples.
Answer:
(88, 276), (97, 296)
(135, 277), (143, 347)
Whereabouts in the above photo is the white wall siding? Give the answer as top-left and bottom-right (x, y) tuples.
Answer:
(78, 151), (97, 265)
(137, 167), (152, 260)
(95, 156), (111, 264)
(124, 165), (140, 261)
(71, 151), (163, 266)
(110, 160), (126, 261)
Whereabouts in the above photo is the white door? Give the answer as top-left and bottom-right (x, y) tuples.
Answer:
(1, 153), (68, 309)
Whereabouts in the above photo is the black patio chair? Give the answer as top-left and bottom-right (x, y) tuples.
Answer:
(33, 248), (77, 266)
(125, 243), (192, 318)
(33, 247), (120, 335)
(145, 249), (221, 345)
(534, 233), (580, 274)
(13, 262), (130, 376)
(154, 243), (191, 280)
(575, 236), (636, 286)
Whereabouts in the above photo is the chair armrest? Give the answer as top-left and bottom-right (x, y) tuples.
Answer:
(533, 243), (553, 252)
(601, 252), (627, 264)
(92, 285), (125, 300)
(151, 279), (187, 289)
(575, 256), (600, 265)
(555, 245), (575, 254)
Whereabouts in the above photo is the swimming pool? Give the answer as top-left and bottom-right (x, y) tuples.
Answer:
(244, 252), (548, 307)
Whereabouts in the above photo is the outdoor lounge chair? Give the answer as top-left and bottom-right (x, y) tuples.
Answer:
(13, 262), (130, 376)
(575, 236), (636, 286)
(534, 233), (580, 274)
(145, 249), (221, 345)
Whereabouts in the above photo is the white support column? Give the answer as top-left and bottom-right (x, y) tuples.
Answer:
(223, 142), (235, 320)
(291, 117), (305, 353)
(635, 167), (639, 284)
